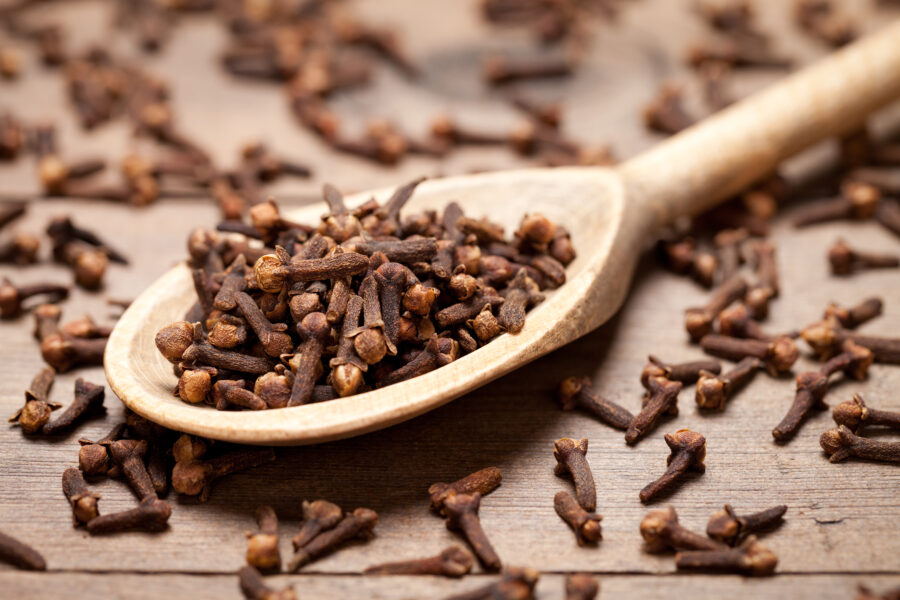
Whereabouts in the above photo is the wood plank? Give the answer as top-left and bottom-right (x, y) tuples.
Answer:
(0, 0), (898, 596)
(1, 573), (898, 600)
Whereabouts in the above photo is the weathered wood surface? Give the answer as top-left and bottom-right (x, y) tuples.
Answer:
(1, 0), (899, 598)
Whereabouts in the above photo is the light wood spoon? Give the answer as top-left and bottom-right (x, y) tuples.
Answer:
(106, 22), (900, 444)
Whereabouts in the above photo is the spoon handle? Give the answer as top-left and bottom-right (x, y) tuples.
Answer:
(618, 19), (900, 232)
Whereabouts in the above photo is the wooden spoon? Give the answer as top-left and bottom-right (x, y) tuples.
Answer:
(106, 22), (900, 444)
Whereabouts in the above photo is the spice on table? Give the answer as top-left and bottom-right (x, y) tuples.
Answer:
(443, 566), (539, 600)
(684, 275), (748, 341)
(675, 535), (777, 576)
(42, 378), (105, 435)
(238, 565), (297, 600)
(0, 278), (69, 319)
(0, 530), (46, 571)
(626, 377), (682, 445)
(556, 376), (634, 430)
(554, 490), (602, 546)
(820, 426), (900, 463)
(172, 447), (276, 501)
(641, 355), (722, 387)
(833, 394), (900, 433)
(553, 438), (596, 511)
(78, 422), (126, 476)
(639, 429), (707, 503)
(246, 505), (281, 572)
(9, 366), (60, 434)
(62, 467), (100, 526)
(429, 467), (503, 513)
(706, 504), (787, 546)
(700, 334), (798, 376)
(364, 546), (474, 577)
(640, 507), (725, 553)
(443, 492), (502, 572)
(292, 499), (343, 551)
(287, 507), (378, 572)
(86, 496), (172, 534)
(40, 333), (108, 372)
(565, 573), (599, 600)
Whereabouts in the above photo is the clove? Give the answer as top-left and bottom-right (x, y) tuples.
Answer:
(820, 425), (900, 463)
(238, 565), (297, 600)
(62, 467), (101, 526)
(246, 505), (280, 572)
(675, 535), (777, 576)
(833, 394), (900, 433)
(42, 378), (105, 435)
(0, 278), (69, 319)
(86, 496), (172, 534)
(0, 531), (46, 571)
(292, 499), (343, 550)
(626, 377), (682, 445)
(287, 507), (378, 572)
(695, 357), (761, 411)
(553, 438), (596, 511)
(828, 238), (899, 276)
(554, 490), (602, 546)
(172, 447), (275, 501)
(565, 573), (599, 600)
(364, 546), (474, 577)
(429, 467), (503, 513)
(9, 366), (60, 434)
(556, 376), (634, 430)
(443, 492), (502, 571)
(641, 355), (721, 388)
(707, 504), (787, 546)
(684, 275), (748, 341)
(108, 439), (156, 500)
(700, 334), (798, 375)
(640, 506), (726, 552)
(639, 429), (706, 503)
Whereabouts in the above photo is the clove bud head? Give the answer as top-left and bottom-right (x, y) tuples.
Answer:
(155, 321), (194, 362)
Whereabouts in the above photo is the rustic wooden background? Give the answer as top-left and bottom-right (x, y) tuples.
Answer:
(1, 1), (899, 598)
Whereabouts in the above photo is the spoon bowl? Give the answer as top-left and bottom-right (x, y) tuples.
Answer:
(105, 22), (900, 444)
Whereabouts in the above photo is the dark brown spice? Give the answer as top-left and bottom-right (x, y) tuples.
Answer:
(429, 467), (503, 513)
(554, 490), (602, 546)
(824, 297), (883, 329)
(443, 566), (539, 600)
(707, 504), (787, 546)
(685, 275), (748, 341)
(828, 238), (899, 276)
(772, 371), (829, 442)
(238, 565), (297, 600)
(42, 378), (105, 435)
(626, 377), (682, 445)
(554, 438), (596, 511)
(565, 573), (599, 600)
(62, 467), (100, 525)
(40, 333), (108, 373)
(695, 357), (761, 411)
(109, 439), (156, 500)
(833, 393), (900, 433)
(86, 496), (172, 534)
(700, 334), (798, 375)
(793, 183), (880, 227)
(556, 376), (634, 430)
(644, 83), (695, 135)
(9, 366), (60, 434)
(0, 278), (69, 319)
(171, 447), (276, 501)
(640, 506), (725, 552)
(287, 507), (378, 572)
(78, 422), (126, 476)
(639, 429), (706, 503)
(364, 546), (474, 577)
(820, 425), (900, 463)
(443, 493), (501, 571)
(246, 505), (280, 572)
(675, 535), (777, 575)
(0, 531), (46, 571)
(802, 319), (900, 364)
(483, 53), (572, 85)
(641, 355), (721, 388)
(292, 499), (343, 551)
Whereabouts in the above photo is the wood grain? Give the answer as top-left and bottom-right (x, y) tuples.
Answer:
(1, 0), (899, 598)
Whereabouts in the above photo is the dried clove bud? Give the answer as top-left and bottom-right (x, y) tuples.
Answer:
(685, 276), (748, 341)
(172, 447), (276, 501)
(556, 376), (634, 430)
(9, 367), (60, 434)
(700, 334), (798, 375)
(62, 467), (100, 525)
(443, 492), (502, 571)
(828, 238), (899, 276)
(78, 422), (126, 476)
(820, 425), (900, 463)
(695, 357), (761, 411)
(86, 496), (172, 534)
(824, 297), (882, 329)
(0, 531), (46, 571)
(238, 565), (297, 600)
(292, 499), (343, 551)
(40, 333), (108, 373)
(641, 355), (722, 387)
(553, 438), (596, 511)
(675, 535), (777, 576)
(554, 490), (602, 546)
(833, 394), (900, 433)
(364, 546), (474, 577)
(640, 429), (706, 503)
(565, 573), (599, 600)
(443, 566), (539, 600)
(429, 467), (503, 513)
(287, 507), (378, 572)
(640, 506), (726, 553)
(42, 378), (105, 435)
(706, 504), (787, 546)
(246, 505), (281, 572)
(772, 371), (829, 442)
(626, 377), (682, 445)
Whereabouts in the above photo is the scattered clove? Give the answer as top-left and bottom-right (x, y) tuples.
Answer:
(640, 506), (726, 553)
(238, 565), (297, 600)
(695, 357), (761, 411)
(246, 505), (281, 572)
(443, 492), (502, 572)
(820, 425), (900, 463)
(287, 507), (378, 572)
(86, 496), (172, 534)
(833, 394), (900, 433)
(626, 377), (682, 445)
(172, 447), (276, 501)
(565, 573), (599, 600)
(684, 275), (748, 341)
(829, 238), (899, 276)
(706, 504), (787, 546)
(640, 429), (706, 503)
(42, 378), (105, 435)
(62, 467), (100, 525)
(553, 438), (596, 511)
(9, 366), (60, 434)
(700, 334), (798, 375)
(364, 546), (474, 577)
(429, 467), (503, 513)
(556, 376), (634, 430)
(641, 355), (722, 388)
(0, 531), (46, 571)
(675, 535), (777, 576)
(554, 490), (602, 546)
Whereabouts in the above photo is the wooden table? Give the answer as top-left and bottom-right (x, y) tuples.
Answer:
(1, 1), (899, 598)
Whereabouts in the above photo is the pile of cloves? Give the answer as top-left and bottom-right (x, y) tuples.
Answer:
(155, 178), (574, 408)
